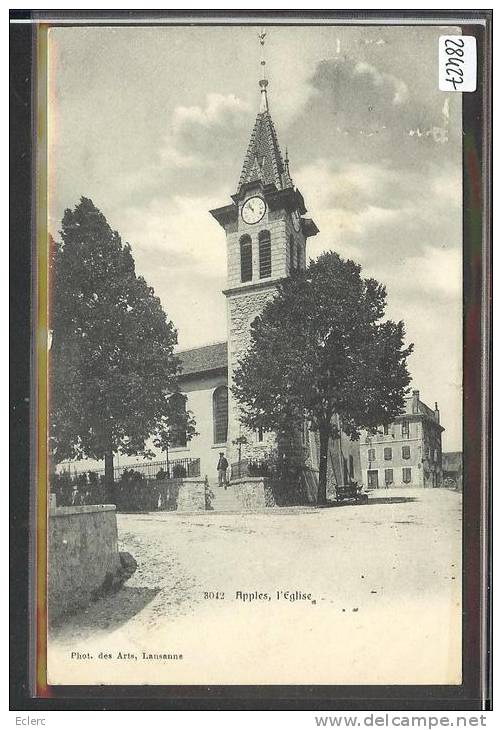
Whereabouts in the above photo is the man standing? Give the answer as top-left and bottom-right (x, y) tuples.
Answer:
(217, 452), (229, 489)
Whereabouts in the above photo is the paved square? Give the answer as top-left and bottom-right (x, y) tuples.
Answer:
(49, 488), (462, 685)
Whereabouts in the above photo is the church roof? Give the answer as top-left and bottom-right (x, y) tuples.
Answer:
(177, 341), (228, 377)
(237, 110), (293, 195)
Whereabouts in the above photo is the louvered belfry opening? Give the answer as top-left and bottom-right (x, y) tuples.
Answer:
(240, 235), (252, 282)
(259, 230), (272, 279)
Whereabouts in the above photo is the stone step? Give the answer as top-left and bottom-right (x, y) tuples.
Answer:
(210, 487), (241, 512)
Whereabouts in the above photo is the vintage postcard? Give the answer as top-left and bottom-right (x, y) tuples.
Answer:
(30, 16), (489, 694)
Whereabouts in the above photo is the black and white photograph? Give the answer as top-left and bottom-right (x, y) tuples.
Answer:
(40, 18), (476, 689)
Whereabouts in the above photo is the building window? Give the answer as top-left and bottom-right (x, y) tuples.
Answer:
(434, 449), (438, 463)
(385, 468), (394, 486)
(289, 234), (295, 274)
(240, 235), (252, 283)
(349, 455), (354, 480)
(170, 393), (187, 448)
(402, 467), (412, 484)
(256, 426), (264, 443)
(383, 424), (389, 435)
(402, 445), (410, 460)
(213, 386), (228, 444)
(259, 230), (272, 278)
(367, 470), (379, 489)
(402, 421), (410, 438)
(384, 447), (392, 461)
(297, 241), (302, 271)
(368, 448), (375, 462)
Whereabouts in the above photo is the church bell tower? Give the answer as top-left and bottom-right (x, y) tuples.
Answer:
(210, 33), (319, 469)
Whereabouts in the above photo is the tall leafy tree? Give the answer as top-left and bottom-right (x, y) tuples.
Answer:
(50, 197), (183, 497)
(152, 393), (198, 466)
(233, 251), (413, 504)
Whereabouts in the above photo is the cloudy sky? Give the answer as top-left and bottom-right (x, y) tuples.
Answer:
(48, 23), (463, 451)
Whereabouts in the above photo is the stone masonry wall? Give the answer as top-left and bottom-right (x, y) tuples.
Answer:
(114, 478), (207, 512)
(227, 286), (278, 467)
(231, 478), (268, 510)
(231, 476), (318, 509)
(176, 478), (206, 512)
(48, 505), (121, 623)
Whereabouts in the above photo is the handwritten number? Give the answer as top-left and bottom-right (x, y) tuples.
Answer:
(443, 38), (465, 90)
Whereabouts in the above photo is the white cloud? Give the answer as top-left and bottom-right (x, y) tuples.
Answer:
(172, 93), (250, 132)
(295, 159), (399, 259)
(118, 191), (229, 349)
(368, 245), (462, 302)
(121, 191), (228, 278)
(354, 61), (409, 105)
(159, 93), (251, 174)
(431, 167), (462, 207)
(296, 159), (398, 210)
(406, 245), (462, 298)
(159, 146), (198, 169)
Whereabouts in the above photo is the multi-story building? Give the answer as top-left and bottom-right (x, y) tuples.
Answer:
(359, 390), (444, 489)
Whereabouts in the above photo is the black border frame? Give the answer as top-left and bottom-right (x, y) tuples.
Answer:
(10, 9), (492, 711)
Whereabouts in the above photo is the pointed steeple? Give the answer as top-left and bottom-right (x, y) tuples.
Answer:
(236, 31), (293, 196)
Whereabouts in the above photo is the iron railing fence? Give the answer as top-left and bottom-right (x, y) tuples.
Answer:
(56, 457), (200, 482)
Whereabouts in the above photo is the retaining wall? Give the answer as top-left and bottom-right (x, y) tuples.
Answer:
(48, 504), (121, 623)
(231, 471), (319, 509)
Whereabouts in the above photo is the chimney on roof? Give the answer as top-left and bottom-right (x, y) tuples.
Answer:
(412, 390), (420, 414)
(434, 401), (440, 424)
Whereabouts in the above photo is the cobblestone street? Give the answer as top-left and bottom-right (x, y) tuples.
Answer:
(49, 488), (462, 686)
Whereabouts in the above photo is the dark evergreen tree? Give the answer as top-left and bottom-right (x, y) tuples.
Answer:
(233, 251), (413, 504)
(49, 197), (186, 500)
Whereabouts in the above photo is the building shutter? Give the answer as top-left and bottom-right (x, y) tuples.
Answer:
(240, 235), (252, 282)
(259, 230), (272, 278)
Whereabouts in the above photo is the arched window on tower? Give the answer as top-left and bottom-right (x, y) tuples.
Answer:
(213, 386), (228, 444)
(240, 235), (252, 283)
(297, 241), (303, 271)
(170, 392), (187, 448)
(289, 234), (295, 274)
(259, 230), (272, 279)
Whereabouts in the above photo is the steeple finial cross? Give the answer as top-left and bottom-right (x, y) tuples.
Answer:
(258, 29), (269, 113)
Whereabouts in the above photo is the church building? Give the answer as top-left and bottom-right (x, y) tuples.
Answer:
(171, 57), (361, 490)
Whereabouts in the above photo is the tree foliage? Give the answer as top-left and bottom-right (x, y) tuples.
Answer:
(152, 394), (198, 456)
(49, 197), (183, 480)
(232, 251), (413, 503)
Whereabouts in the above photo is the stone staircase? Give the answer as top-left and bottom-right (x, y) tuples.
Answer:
(210, 485), (241, 512)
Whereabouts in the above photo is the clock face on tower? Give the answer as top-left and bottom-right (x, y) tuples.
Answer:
(241, 196), (266, 225)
